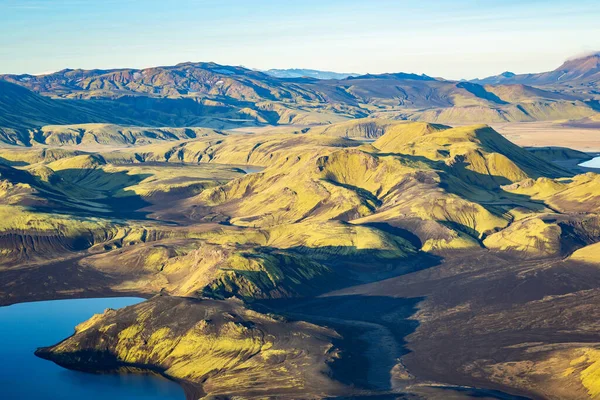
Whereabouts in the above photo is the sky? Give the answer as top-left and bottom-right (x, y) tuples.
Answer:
(1, 0), (599, 79)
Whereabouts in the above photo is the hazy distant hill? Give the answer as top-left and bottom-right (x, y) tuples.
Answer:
(0, 62), (322, 102)
(264, 68), (358, 79)
(472, 52), (600, 87)
(0, 63), (357, 127)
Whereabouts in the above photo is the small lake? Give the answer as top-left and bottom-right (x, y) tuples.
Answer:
(239, 165), (265, 174)
(579, 156), (600, 168)
(0, 297), (185, 400)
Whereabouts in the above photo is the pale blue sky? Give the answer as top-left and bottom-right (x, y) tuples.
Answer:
(1, 0), (599, 79)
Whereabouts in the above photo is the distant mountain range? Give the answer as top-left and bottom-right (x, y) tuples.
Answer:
(471, 52), (600, 87)
(263, 68), (358, 80)
(0, 53), (599, 146)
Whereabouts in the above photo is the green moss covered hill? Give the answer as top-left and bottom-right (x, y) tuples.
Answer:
(2, 117), (600, 399)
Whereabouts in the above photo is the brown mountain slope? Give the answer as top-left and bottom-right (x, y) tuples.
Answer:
(473, 52), (600, 87)
(0, 63), (314, 101)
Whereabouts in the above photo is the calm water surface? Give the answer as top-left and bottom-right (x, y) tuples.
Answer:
(240, 165), (265, 174)
(579, 156), (600, 168)
(0, 297), (184, 400)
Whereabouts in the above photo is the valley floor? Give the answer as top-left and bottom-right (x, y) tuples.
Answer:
(493, 122), (600, 152)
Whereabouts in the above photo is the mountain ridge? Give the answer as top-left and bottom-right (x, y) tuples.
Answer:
(472, 52), (600, 86)
(0, 53), (599, 146)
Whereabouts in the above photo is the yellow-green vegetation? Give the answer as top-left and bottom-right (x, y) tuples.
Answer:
(484, 213), (600, 258)
(78, 217), (420, 300)
(196, 143), (509, 240)
(81, 237), (334, 299)
(196, 148), (377, 226)
(0, 147), (85, 166)
(0, 205), (113, 234)
(43, 156), (245, 202)
(1, 119), (594, 269)
(570, 242), (600, 264)
(2, 151), (247, 222)
(1, 158), (234, 267)
(480, 346), (600, 400)
(37, 296), (345, 397)
(371, 121), (449, 150)
(35, 123), (222, 147)
(420, 230), (481, 252)
(107, 164), (245, 200)
(0, 124), (223, 148)
(265, 221), (415, 259)
(45, 154), (108, 171)
(105, 131), (356, 167)
(189, 124), (556, 250)
(4, 116), (600, 399)
(577, 349), (600, 398)
(0, 204), (118, 267)
(483, 216), (563, 257)
(9, 88), (600, 400)
(504, 174), (600, 213)
(374, 124), (565, 184)
(194, 220), (415, 259)
(503, 177), (568, 199)
(306, 118), (449, 140)
(0, 205), (184, 268)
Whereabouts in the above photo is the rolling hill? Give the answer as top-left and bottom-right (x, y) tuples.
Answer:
(1, 117), (600, 398)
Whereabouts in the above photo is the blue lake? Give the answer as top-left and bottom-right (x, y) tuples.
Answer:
(579, 156), (600, 168)
(240, 165), (265, 174)
(0, 297), (185, 400)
